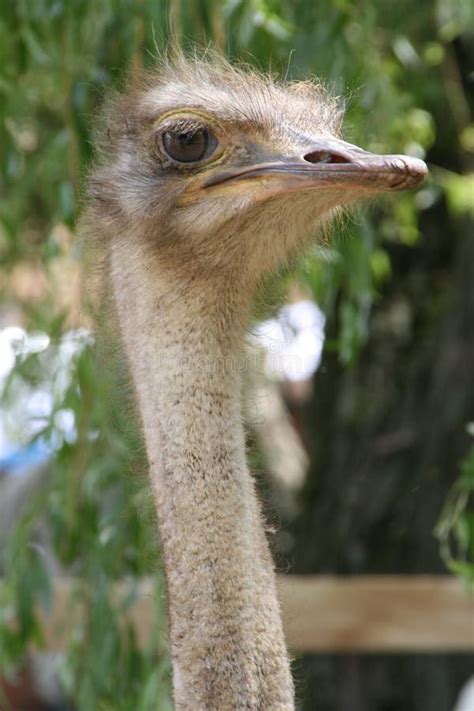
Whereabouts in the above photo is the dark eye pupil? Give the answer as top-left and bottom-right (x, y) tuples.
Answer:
(163, 128), (210, 163)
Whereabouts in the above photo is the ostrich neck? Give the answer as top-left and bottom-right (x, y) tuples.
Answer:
(109, 235), (294, 710)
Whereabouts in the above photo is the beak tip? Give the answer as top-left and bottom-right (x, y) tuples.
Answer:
(385, 155), (428, 190)
(403, 155), (428, 183)
(409, 156), (428, 178)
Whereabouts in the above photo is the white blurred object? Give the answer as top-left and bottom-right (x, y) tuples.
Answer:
(0, 326), (27, 379)
(252, 300), (326, 382)
(0, 327), (93, 459)
(454, 677), (474, 711)
(245, 299), (324, 498)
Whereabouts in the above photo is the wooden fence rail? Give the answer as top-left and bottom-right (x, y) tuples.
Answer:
(278, 575), (473, 652)
(15, 575), (474, 653)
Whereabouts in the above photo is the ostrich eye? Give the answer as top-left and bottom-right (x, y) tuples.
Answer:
(162, 127), (217, 163)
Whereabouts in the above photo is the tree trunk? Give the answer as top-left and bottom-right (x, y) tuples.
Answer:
(291, 198), (474, 709)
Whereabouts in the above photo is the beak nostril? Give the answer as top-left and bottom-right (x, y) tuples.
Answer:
(303, 150), (351, 165)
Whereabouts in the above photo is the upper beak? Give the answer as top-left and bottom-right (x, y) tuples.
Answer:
(200, 137), (427, 196)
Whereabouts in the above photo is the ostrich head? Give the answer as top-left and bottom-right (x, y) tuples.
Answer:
(88, 53), (426, 289)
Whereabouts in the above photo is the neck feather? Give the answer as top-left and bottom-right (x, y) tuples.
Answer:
(109, 233), (294, 710)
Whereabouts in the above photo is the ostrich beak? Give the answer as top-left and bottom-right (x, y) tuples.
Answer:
(199, 137), (427, 198)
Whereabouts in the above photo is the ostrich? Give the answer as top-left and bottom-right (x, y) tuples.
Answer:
(84, 53), (426, 710)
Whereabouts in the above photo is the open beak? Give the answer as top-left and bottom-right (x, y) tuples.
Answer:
(200, 137), (427, 197)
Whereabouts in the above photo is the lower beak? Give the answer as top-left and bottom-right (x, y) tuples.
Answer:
(201, 139), (427, 196)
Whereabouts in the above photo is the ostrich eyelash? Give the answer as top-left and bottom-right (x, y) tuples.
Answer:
(159, 118), (208, 136)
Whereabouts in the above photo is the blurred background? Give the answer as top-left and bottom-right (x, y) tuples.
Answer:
(0, 1), (473, 710)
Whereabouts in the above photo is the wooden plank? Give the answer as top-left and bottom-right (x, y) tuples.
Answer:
(21, 575), (474, 653)
(278, 576), (474, 652)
